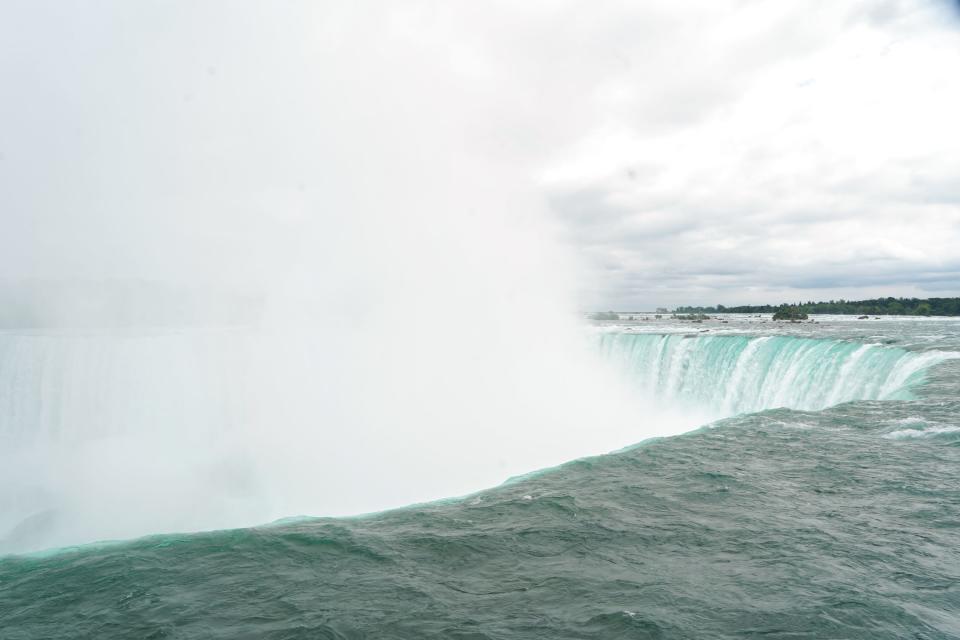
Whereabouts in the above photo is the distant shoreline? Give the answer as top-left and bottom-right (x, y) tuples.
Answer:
(592, 297), (960, 318)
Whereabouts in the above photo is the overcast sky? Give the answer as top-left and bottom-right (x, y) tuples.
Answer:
(537, 0), (960, 309)
(2, 0), (959, 311)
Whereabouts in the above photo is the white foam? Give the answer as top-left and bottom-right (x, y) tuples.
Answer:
(883, 424), (960, 440)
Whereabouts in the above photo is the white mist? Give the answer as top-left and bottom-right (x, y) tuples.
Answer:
(0, 3), (693, 554)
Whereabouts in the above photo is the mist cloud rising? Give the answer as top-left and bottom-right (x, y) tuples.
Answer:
(1, 1), (959, 551)
(0, 1), (693, 552)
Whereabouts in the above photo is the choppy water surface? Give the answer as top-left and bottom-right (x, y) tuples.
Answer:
(2, 315), (959, 638)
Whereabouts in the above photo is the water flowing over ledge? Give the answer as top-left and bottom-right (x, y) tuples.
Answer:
(1, 328), (955, 555)
(595, 333), (956, 416)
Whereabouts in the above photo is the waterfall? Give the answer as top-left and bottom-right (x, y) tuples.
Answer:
(596, 333), (953, 416)
(2, 328), (953, 555)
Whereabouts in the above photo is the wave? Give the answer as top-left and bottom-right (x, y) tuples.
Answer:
(882, 417), (960, 440)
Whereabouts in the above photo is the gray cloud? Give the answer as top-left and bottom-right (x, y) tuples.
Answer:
(537, 1), (960, 309)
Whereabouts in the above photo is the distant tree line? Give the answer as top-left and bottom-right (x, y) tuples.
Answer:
(674, 297), (960, 317)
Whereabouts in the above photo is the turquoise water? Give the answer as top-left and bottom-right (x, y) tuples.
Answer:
(595, 332), (949, 414)
(2, 316), (959, 638)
